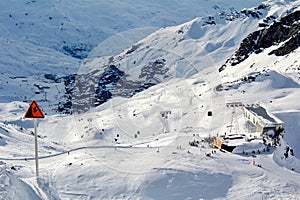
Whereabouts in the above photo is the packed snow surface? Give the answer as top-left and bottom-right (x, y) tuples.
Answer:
(0, 0), (300, 199)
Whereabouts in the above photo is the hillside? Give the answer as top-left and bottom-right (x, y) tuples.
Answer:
(0, 0), (300, 199)
(61, 1), (272, 113)
(0, 0), (264, 113)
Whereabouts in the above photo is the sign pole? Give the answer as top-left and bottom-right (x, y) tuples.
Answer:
(34, 118), (39, 177)
(24, 100), (45, 178)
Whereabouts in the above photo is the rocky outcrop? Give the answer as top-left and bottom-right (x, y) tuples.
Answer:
(220, 10), (300, 71)
(58, 64), (157, 113)
(62, 43), (92, 59)
(269, 32), (300, 56)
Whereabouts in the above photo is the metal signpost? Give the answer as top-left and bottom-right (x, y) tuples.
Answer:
(24, 100), (45, 177)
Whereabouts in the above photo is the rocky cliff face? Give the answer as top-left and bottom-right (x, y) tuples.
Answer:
(220, 10), (300, 71)
(58, 64), (158, 114)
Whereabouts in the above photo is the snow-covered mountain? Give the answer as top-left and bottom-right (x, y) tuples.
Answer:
(0, 0), (265, 59)
(0, 0), (264, 112)
(60, 1), (273, 113)
(0, 0), (300, 199)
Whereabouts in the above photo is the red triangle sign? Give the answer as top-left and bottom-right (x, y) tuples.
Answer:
(24, 100), (45, 119)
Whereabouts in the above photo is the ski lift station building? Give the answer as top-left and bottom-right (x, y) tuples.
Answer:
(242, 104), (284, 135)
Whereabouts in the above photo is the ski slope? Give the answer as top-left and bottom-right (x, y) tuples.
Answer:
(0, 0), (300, 199)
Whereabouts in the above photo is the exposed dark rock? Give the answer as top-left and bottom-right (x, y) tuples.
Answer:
(220, 10), (300, 71)
(262, 15), (276, 24)
(258, 23), (269, 28)
(217, 4), (268, 23)
(139, 59), (169, 83)
(241, 9), (260, 19)
(98, 65), (124, 86)
(58, 63), (158, 113)
(269, 32), (300, 56)
(126, 44), (141, 55)
(44, 74), (57, 81)
(203, 16), (216, 26)
(62, 43), (91, 59)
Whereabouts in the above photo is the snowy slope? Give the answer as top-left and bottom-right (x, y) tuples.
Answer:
(84, 3), (269, 80)
(0, 0), (300, 199)
(0, 0), (264, 110)
(66, 2), (272, 114)
(0, 163), (42, 200)
(1, 65), (300, 199)
(0, 0), (265, 58)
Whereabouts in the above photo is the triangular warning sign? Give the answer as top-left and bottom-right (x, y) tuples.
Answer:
(24, 100), (45, 119)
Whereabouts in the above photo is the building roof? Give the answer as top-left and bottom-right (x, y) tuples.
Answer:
(245, 106), (276, 123)
(244, 105), (283, 125)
